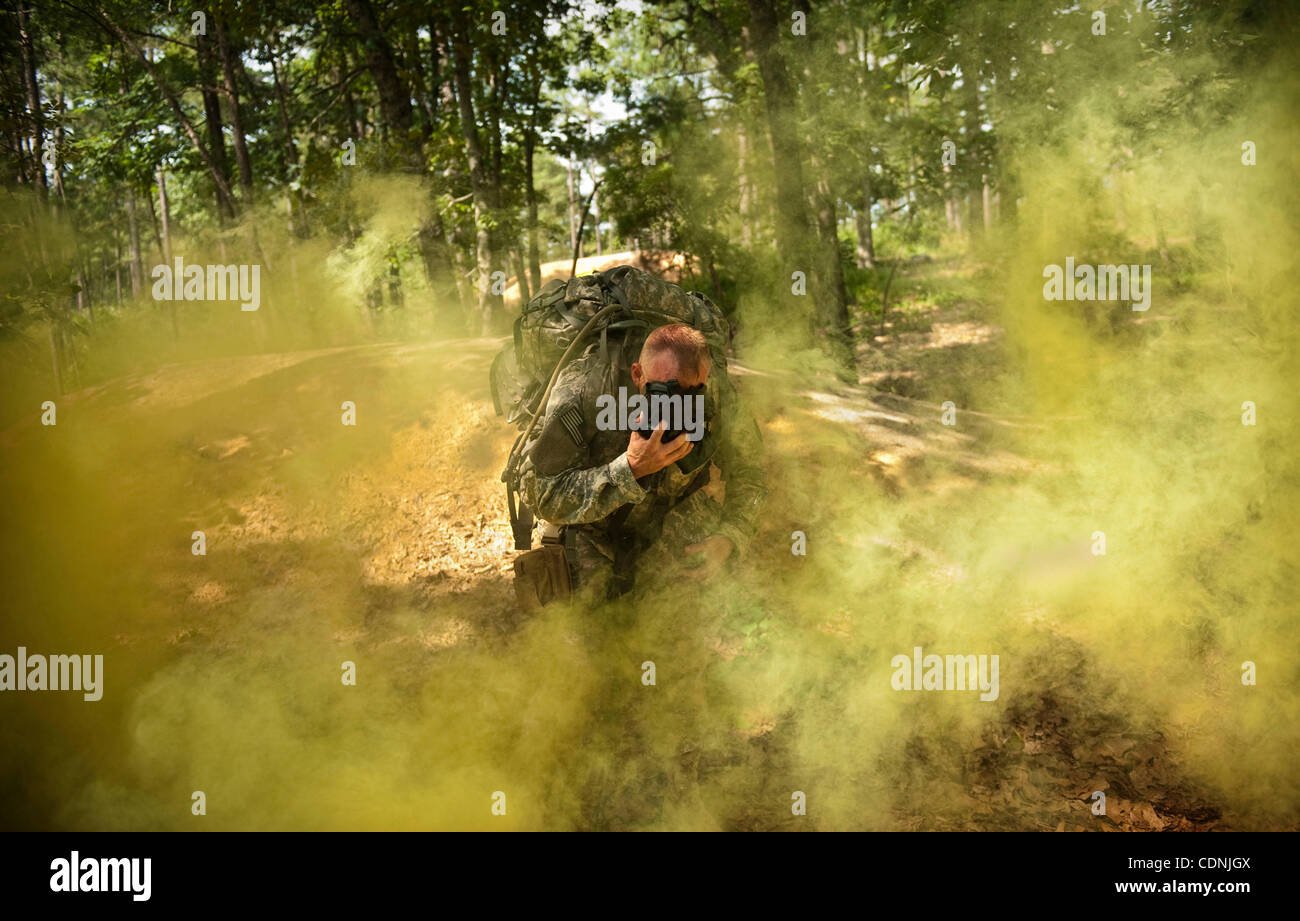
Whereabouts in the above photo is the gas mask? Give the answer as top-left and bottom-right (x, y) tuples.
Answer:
(637, 379), (707, 444)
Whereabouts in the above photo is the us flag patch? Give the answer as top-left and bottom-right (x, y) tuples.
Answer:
(558, 403), (586, 447)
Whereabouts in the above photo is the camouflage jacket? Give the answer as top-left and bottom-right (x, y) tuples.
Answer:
(516, 348), (767, 564)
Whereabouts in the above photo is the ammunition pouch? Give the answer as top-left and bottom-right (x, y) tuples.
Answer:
(512, 525), (575, 612)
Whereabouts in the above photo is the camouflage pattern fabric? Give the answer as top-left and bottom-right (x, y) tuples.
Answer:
(516, 348), (766, 599)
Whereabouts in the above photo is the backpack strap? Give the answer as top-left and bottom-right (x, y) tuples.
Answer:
(507, 482), (535, 551)
(554, 298), (589, 332)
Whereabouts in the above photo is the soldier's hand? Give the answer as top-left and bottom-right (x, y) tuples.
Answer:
(682, 534), (734, 582)
(627, 419), (693, 479)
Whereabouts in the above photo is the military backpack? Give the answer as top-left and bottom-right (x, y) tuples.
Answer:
(490, 264), (731, 551)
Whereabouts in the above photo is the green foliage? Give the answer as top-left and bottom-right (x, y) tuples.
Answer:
(1, 0), (1296, 387)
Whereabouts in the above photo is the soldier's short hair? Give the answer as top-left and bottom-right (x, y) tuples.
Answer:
(640, 323), (709, 377)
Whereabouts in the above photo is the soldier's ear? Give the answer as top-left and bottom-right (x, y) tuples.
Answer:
(630, 362), (645, 387)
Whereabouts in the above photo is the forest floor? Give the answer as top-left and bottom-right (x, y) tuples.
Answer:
(3, 257), (1240, 831)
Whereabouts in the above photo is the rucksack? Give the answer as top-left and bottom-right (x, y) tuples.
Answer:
(491, 265), (731, 550)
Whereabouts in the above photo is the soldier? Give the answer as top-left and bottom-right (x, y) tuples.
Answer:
(516, 323), (767, 602)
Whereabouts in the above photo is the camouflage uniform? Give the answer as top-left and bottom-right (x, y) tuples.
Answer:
(517, 348), (766, 600)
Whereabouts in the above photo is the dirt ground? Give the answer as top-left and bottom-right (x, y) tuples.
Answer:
(0, 263), (1251, 831)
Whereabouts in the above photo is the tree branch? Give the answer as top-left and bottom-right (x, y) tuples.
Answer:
(78, 0), (238, 214)
(569, 176), (605, 278)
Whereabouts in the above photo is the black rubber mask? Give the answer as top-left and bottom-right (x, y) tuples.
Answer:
(638, 379), (707, 443)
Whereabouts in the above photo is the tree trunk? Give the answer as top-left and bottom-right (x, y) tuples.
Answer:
(145, 184), (163, 259)
(448, 218), (475, 327)
(51, 77), (91, 320)
(114, 228), (123, 304)
(343, 67), (363, 142)
(487, 51), (504, 212)
(403, 24), (435, 140)
(269, 51), (297, 171)
(745, 0), (852, 364)
(125, 188), (142, 296)
(195, 28), (232, 218)
(345, 0), (418, 167)
(525, 74), (542, 289)
(214, 12), (253, 201)
(416, 212), (459, 323)
(566, 155), (578, 256)
(156, 167), (172, 264)
(387, 258), (403, 308)
(511, 247), (531, 306)
(525, 135), (541, 289)
(570, 178), (603, 278)
(3, 128), (25, 185)
(737, 118), (754, 248)
(743, 0), (809, 259)
(811, 167), (851, 317)
(776, 14), (851, 362)
(1001, 172), (1018, 223)
(982, 175), (992, 234)
(855, 25), (877, 270)
(451, 18), (499, 334)
(18, 4), (47, 190)
(157, 167), (177, 338)
(51, 85), (65, 207)
(943, 159), (956, 230)
(963, 76), (982, 240)
(856, 173), (875, 268)
(269, 48), (304, 233)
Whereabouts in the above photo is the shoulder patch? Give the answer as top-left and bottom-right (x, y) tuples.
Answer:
(557, 403), (586, 447)
(530, 398), (589, 476)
